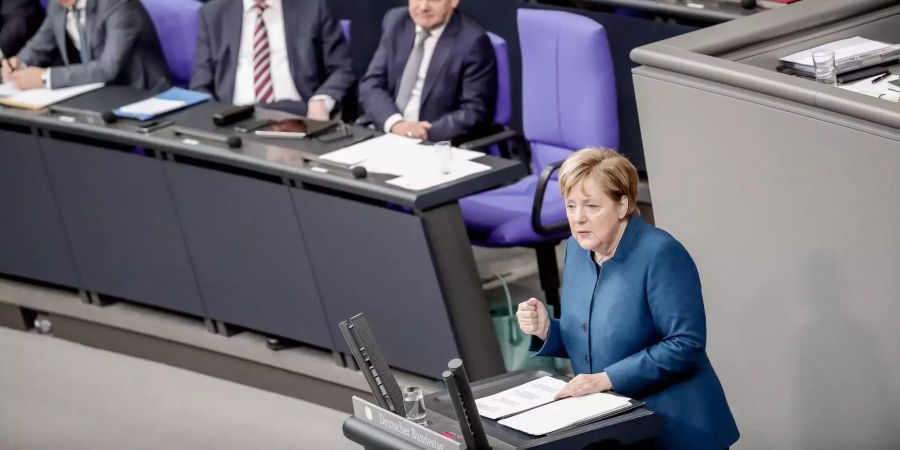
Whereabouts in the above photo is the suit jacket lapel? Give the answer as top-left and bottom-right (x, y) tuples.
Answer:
(392, 17), (415, 97)
(420, 11), (460, 106)
(221, 0), (243, 103)
(82, 0), (97, 60)
(53, 5), (69, 65)
(281, 1), (302, 97)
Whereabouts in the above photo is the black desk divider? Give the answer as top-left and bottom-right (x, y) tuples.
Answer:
(339, 313), (405, 414)
(443, 359), (491, 450)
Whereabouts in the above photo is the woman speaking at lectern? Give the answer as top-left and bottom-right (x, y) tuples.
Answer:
(516, 148), (739, 450)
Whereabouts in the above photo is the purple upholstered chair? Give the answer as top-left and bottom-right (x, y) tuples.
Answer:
(40, 0), (48, 8)
(487, 32), (511, 132)
(340, 19), (350, 42)
(141, 0), (202, 87)
(459, 9), (618, 311)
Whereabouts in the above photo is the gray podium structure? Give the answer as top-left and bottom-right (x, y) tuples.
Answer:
(0, 87), (527, 381)
(631, 1), (900, 448)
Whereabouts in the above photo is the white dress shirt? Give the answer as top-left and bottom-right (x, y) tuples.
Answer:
(383, 23), (446, 133)
(65, 0), (88, 51)
(232, 0), (333, 111)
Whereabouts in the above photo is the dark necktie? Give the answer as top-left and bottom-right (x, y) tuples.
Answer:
(395, 29), (429, 113)
(253, 0), (274, 104)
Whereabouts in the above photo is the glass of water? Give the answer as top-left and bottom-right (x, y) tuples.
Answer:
(812, 48), (837, 86)
(403, 386), (426, 424)
(434, 141), (452, 175)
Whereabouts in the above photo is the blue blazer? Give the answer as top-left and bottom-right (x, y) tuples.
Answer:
(534, 217), (739, 450)
(359, 8), (496, 143)
(190, 0), (354, 116)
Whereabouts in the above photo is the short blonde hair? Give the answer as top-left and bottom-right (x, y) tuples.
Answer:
(558, 148), (639, 217)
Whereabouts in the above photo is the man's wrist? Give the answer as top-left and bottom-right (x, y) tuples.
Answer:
(384, 114), (404, 134)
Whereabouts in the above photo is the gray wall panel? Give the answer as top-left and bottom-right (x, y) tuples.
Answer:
(0, 130), (78, 286)
(164, 163), (332, 348)
(635, 73), (900, 449)
(291, 188), (458, 378)
(39, 138), (204, 316)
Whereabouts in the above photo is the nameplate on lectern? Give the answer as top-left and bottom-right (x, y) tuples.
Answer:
(352, 396), (464, 450)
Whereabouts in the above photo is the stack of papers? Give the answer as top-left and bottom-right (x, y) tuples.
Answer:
(475, 376), (634, 436)
(0, 82), (104, 109)
(113, 87), (211, 121)
(838, 73), (900, 102)
(321, 134), (491, 190)
(778, 37), (899, 75)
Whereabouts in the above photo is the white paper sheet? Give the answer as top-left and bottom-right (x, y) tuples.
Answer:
(497, 392), (633, 436)
(779, 36), (891, 67)
(474, 376), (567, 420)
(321, 133), (485, 178)
(385, 159), (491, 190)
(116, 97), (186, 116)
(0, 82), (104, 109)
(0, 81), (19, 97)
(838, 73), (900, 101)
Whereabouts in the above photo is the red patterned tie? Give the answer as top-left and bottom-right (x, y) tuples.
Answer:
(253, 0), (274, 103)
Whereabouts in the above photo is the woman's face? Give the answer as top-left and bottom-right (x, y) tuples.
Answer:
(565, 177), (626, 254)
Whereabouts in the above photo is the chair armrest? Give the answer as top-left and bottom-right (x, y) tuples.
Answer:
(531, 160), (569, 236)
(458, 128), (520, 151)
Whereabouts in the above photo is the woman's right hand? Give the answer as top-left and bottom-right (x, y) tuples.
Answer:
(517, 298), (550, 341)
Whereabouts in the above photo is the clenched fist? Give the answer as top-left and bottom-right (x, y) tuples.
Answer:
(516, 298), (549, 341)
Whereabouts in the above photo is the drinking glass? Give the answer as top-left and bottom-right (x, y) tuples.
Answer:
(403, 386), (426, 424)
(812, 48), (837, 86)
(434, 141), (452, 175)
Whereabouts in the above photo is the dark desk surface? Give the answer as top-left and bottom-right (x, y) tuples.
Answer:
(0, 86), (527, 210)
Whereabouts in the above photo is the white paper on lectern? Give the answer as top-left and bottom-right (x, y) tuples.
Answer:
(779, 36), (890, 67)
(474, 376), (567, 420)
(320, 134), (423, 165)
(0, 82), (104, 109)
(497, 392), (633, 436)
(0, 81), (19, 97)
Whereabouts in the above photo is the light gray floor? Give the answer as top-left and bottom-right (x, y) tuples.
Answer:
(0, 326), (360, 450)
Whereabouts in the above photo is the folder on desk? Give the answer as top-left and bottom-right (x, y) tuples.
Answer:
(113, 87), (211, 121)
(778, 37), (900, 76)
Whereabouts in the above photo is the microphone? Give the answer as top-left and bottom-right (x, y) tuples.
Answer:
(307, 157), (368, 179)
(172, 126), (242, 149)
(100, 111), (117, 124)
(740, 0), (757, 9)
(212, 104), (255, 126)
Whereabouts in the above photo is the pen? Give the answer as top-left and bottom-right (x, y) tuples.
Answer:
(871, 72), (890, 83)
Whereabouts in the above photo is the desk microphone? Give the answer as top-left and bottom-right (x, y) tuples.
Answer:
(740, 0), (757, 9)
(172, 126), (242, 148)
(307, 157), (368, 179)
(49, 105), (117, 124)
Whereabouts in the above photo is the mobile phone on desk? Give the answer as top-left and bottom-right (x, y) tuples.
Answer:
(136, 120), (173, 134)
(234, 118), (273, 133)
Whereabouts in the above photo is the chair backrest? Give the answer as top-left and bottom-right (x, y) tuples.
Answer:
(517, 9), (618, 173)
(40, 0), (49, 8)
(140, 0), (202, 87)
(340, 19), (350, 42)
(487, 31), (511, 128)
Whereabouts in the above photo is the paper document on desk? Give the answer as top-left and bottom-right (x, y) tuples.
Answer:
(779, 36), (891, 67)
(0, 81), (19, 97)
(0, 82), (104, 109)
(113, 87), (211, 121)
(497, 392), (633, 436)
(385, 159), (491, 190)
(321, 133), (484, 177)
(475, 376), (567, 420)
(838, 73), (900, 101)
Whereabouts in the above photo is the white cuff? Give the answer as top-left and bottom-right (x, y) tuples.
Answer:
(309, 95), (336, 113)
(45, 68), (51, 88)
(383, 113), (404, 134)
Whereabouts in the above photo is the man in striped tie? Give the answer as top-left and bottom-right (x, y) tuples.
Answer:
(191, 0), (354, 121)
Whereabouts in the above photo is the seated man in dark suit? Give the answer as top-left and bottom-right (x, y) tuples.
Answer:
(0, 0), (45, 59)
(1, 0), (170, 90)
(190, 0), (354, 121)
(360, 0), (497, 143)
